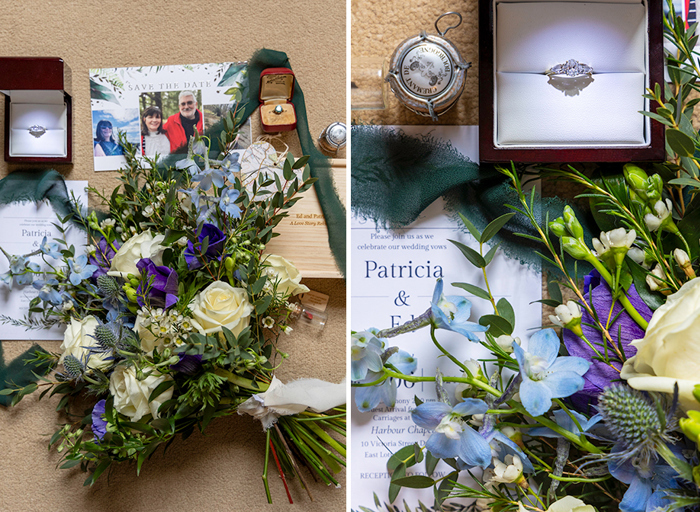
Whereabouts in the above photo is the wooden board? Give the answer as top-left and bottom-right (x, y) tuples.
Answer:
(265, 159), (346, 278)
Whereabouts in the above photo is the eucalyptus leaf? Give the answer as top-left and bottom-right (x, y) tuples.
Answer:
(457, 212), (481, 242)
(449, 240), (485, 268)
(667, 128), (697, 157)
(481, 213), (516, 244)
(479, 314), (513, 336)
(451, 282), (490, 300)
(391, 475), (435, 489)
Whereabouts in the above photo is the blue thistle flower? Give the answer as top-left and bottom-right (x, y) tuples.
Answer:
(596, 384), (682, 512)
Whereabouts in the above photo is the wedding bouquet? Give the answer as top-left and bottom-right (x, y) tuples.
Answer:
(0, 109), (345, 502)
(352, 4), (700, 511)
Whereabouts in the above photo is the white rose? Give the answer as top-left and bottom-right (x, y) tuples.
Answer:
(107, 230), (165, 279)
(622, 277), (700, 411)
(518, 497), (594, 512)
(189, 281), (253, 336)
(109, 365), (173, 422)
(133, 313), (163, 354)
(262, 254), (310, 297)
(59, 316), (111, 371)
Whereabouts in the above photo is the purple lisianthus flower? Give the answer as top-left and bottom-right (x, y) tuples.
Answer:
(136, 258), (179, 309)
(184, 223), (226, 269)
(170, 354), (203, 375)
(563, 270), (653, 414)
(92, 399), (108, 441)
(89, 237), (120, 279)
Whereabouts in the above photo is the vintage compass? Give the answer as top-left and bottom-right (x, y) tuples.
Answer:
(385, 12), (470, 120)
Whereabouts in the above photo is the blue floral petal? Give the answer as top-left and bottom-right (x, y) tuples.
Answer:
(520, 377), (552, 417)
(619, 475), (652, 512)
(387, 350), (417, 375)
(542, 371), (585, 399)
(548, 356), (590, 376)
(527, 328), (560, 367)
(426, 432), (461, 459)
(355, 384), (384, 413)
(411, 402), (452, 430)
(458, 426), (492, 468)
(452, 398), (488, 417)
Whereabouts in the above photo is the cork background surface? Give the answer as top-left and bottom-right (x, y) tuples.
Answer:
(0, 1), (346, 511)
(351, 0), (477, 125)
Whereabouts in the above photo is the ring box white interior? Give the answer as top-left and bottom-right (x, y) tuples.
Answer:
(0, 57), (72, 164)
(479, 0), (664, 163)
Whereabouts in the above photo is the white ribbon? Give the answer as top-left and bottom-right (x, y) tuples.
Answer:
(238, 376), (346, 430)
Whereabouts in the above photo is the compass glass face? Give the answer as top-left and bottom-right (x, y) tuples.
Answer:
(398, 42), (454, 98)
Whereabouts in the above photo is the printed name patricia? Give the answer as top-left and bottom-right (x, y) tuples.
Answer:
(365, 260), (443, 279)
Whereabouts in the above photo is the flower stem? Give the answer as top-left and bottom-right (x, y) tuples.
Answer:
(374, 310), (431, 339)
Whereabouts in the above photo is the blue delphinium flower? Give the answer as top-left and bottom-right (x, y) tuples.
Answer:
(68, 255), (98, 286)
(411, 398), (492, 468)
(32, 278), (62, 305)
(192, 168), (226, 191)
(91, 399), (108, 441)
(513, 328), (590, 417)
(528, 408), (602, 438)
(221, 152), (241, 181)
(176, 157), (200, 175)
(354, 349), (417, 412)
(430, 279), (488, 341)
(608, 443), (680, 512)
(351, 330), (384, 381)
(219, 188), (241, 218)
(39, 236), (61, 259)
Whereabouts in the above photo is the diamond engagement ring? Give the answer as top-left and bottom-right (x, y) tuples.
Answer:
(545, 59), (593, 78)
(28, 125), (47, 138)
(273, 105), (284, 115)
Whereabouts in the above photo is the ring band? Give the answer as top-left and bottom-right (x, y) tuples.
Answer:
(546, 59), (593, 78)
(28, 125), (47, 138)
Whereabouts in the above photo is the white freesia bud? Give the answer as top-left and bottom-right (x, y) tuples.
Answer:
(491, 454), (524, 484)
(674, 248), (696, 279)
(646, 264), (666, 292)
(84, 244), (96, 256)
(495, 334), (521, 353)
(454, 359), (483, 400)
(549, 300), (582, 327)
(475, 479), (496, 511)
(628, 247), (649, 268)
(644, 199), (672, 232)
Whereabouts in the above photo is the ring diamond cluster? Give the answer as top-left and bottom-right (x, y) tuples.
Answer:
(546, 59), (593, 78)
(28, 125), (47, 138)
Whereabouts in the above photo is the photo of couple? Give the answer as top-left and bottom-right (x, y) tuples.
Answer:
(139, 89), (203, 157)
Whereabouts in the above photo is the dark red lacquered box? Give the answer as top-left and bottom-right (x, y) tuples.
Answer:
(259, 67), (297, 133)
(0, 57), (72, 164)
(478, 0), (664, 163)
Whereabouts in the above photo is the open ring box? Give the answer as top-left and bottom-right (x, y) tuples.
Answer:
(259, 67), (297, 133)
(479, 0), (664, 163)
(0, 57), (72, 164)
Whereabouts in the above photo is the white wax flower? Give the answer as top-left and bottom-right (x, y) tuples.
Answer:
(644, 199), (672, 232)
(189, 280), (253, 336)
(646, 264), (666, 291)
(109, 365), (173, 422)
(495, 334), (521, 353)
(622, 277), (700, 411)
(490, 454), (523, 484)
(549, 301), (582, 327)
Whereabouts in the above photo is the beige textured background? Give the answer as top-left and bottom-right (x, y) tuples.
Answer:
(0, 1), (346, 511)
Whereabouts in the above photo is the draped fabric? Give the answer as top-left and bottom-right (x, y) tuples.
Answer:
(351, 125), (595, 273)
